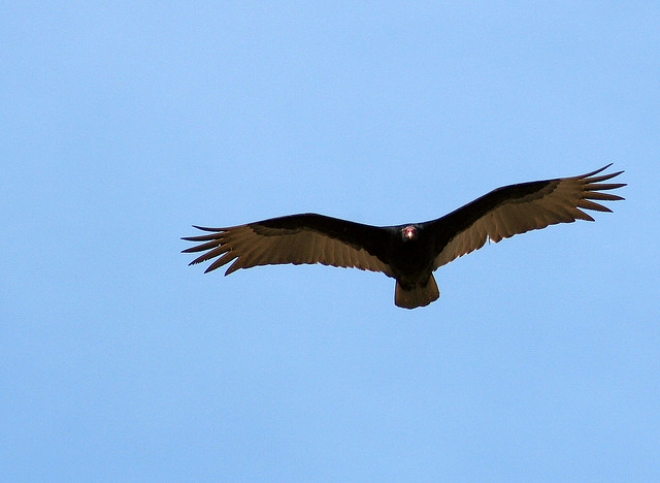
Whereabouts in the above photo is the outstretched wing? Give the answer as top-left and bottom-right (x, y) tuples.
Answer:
(182, 213), (395, 277)
(431, 164), (625, 269)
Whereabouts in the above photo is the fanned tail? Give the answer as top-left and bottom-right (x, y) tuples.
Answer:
(395, 275), (440, 309)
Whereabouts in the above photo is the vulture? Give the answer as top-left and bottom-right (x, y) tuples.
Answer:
(183, 165), (625, 309)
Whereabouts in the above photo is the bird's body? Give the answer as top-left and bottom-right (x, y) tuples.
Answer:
(183, 165), (625, 308)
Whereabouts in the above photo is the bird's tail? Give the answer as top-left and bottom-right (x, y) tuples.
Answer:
(395, 275), (439, 309)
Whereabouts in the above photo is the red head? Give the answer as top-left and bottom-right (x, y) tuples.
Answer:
(401, 225), (418, 241)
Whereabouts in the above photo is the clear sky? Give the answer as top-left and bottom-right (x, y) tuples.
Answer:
(2, 2), (659, 481)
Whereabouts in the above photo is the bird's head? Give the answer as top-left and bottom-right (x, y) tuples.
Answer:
(401, 225), (419, 242)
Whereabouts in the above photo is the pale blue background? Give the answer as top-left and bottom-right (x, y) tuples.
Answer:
(2, 2), (659, 481)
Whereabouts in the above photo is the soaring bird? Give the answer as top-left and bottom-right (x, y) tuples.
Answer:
(183, 165), (625, 309)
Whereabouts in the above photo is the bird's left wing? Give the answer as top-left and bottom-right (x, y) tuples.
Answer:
(431, 164), (625, 269)
(182, 213), (395, 277)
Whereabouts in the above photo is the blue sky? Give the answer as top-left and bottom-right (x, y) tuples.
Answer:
(2, 2), (659, 481)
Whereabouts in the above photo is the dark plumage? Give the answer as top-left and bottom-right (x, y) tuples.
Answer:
(183, 165), (625, 308)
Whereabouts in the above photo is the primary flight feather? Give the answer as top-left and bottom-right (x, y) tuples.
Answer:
(183, 164), (625, 309)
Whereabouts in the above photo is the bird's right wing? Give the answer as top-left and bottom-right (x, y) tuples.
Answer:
(431, 164), (625, 269)
(182, 213), (395, 277)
